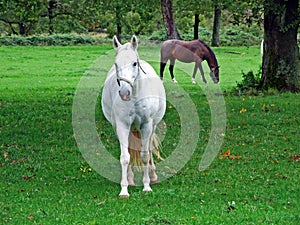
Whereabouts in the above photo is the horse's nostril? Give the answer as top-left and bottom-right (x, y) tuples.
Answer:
(119, 90), (131, 101)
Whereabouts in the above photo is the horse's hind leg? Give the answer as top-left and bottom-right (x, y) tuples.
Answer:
(127, 130), (142, 186)
(127, 164), (135, 186)
(160, 62), (167, 81)
(149, 152), (158, 184)
(169, 58), (178, 83)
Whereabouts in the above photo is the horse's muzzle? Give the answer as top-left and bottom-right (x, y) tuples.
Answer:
(119, 90), (131, 101)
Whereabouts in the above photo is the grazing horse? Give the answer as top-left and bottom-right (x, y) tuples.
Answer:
(101, 35), (166, 198)
(160, 39), (220, 84)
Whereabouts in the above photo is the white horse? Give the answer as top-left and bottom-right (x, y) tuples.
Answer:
(101, 35), (166, 197)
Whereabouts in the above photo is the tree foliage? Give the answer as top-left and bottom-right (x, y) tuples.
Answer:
(0, 0), (266, 38)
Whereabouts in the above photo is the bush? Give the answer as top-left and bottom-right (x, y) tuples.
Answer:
(148, 29), (167, 41)
(233, 68), (262, 95)
(0, 34), (107, 46)
(220, 25), (263, 46)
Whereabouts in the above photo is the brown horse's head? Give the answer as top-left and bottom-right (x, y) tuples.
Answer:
(210, 66), (220, 83)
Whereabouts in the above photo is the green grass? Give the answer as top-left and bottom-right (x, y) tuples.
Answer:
(0, 44), (299, 224)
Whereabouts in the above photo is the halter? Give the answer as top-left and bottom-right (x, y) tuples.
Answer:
(116, 57), (146, 88)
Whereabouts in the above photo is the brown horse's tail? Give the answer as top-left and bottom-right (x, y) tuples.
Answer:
(128, 131), (163, 168)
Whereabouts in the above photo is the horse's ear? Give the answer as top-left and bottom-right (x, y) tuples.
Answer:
(131, 35), (138, 50)
(113, 35), (121, 49)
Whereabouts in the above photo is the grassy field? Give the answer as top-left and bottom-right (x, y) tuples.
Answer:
(0, 43), (299, 224)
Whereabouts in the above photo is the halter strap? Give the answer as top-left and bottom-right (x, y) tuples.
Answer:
(116, 57), (146, 88)
(138, 59), (146, 74)
(117, 77), (134, 88)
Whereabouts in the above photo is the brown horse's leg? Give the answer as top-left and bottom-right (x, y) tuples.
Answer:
(169, 64), (174, 79)
(160, 62), (166, 80)
(169, 58), (178, 83)
(198, 62), (207, 83)
(192, 63), (198, 84)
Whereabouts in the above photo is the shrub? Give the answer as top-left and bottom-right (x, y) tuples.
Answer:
(0, 34), (107, 46)
(233, 68), (262, 95)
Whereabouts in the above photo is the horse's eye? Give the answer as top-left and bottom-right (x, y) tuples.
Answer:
(133, 62), (137, 67)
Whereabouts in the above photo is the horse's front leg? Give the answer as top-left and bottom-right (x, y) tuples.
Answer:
(198, 62), (207, 84)
(149, 150), (158, 184)
(140, 121), (153, 192)
(192, 63), (198, 84)
(116, 125), (131, 198)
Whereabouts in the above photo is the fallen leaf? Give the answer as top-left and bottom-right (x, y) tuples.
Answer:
(240, 108), (247, 113)
(4, 151), (9, 160)
(28, 215), (34, 220)
(220, 148), (242, 160)
(289, 155), (300, 162)
(221, 148), (231, 158)
(229, 155), (242, 160)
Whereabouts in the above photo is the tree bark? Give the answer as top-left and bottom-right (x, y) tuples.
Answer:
(48, 0), (56, 34)
(115, 4), (122, 43)
(211, 4), (221, 47)
(259, 0), (299, 92)
(18, 21), (26, 36)
(194, 14), (199, 40)
(161, 0), (180, 39)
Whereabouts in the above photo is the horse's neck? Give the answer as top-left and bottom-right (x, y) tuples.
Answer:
(205, 53), (217, 70)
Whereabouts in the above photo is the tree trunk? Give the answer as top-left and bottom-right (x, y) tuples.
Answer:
(115, 4), (122, 43)
(48, 0), (56, 34)
(194, 14), (199, 40)
(259, 0), (299, 92)
(211, 4), (221, 47)
(18, 21), (26, 36)
(161, 0), (180, 39)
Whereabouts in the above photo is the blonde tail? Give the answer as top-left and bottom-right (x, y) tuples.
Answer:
(150, 133), (164, 161)
(128, 131), (163, 168)
(128, 131), (142, 168)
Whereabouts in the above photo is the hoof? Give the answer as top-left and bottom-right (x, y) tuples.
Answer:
(118, 194), (130, 198)
(150, 179), (158, 185)
(143, 186), (152, 192)
(119, 188), (129, 198)
(128, 182), (135, 186)
(172, 78), (178, 84)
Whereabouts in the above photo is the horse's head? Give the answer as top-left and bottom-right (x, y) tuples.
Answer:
(113, 35), (140, 101)
(210, 66), (220, 83)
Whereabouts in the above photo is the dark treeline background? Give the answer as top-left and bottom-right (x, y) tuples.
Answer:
(1, 0), (299, 91)
(0, 0), (264, 44)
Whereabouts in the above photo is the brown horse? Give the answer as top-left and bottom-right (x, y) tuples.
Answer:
(160, 39), (220, 84)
